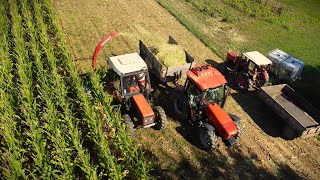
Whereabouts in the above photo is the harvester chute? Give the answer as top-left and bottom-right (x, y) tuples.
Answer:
(92, 32), (118, 69)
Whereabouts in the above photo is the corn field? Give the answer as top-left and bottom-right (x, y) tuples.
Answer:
(0, 0), (148, 179)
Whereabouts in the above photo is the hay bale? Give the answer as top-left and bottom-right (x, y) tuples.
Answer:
(155, 44), (186, 67)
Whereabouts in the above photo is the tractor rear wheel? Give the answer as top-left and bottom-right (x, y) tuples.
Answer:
(235, 73), (249, 91)
(122, 114), (134, 136)
(154, 106), (167, 130)
(173, 96), (188, 120)
(199, 127), (217, 150)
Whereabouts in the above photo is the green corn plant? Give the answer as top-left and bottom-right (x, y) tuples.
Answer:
(0, 1), (27, 178)
(26, 0), (98, 178)
(39, 0), (149, 178)
(8, 0), (50, 177)
(22, 12), (71, 178)
(35, 0), (123, 179)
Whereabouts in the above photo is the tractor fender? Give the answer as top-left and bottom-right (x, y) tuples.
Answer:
(229, 114), (240, 122)
(203, 123), (215, 132)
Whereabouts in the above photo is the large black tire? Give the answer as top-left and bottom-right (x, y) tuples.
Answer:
(218, 62), (227, 74)
(122, 114), (134, 136)
(153, 106), (167, 130)
(199, 127), (217, 150)
(234, 121), (244, 138)
(173, 96), (188, 121)
(229, 114), (244, 138)
(235, 73), (249, 91)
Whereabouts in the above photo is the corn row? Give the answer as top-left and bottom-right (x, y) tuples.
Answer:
(0, 1), (26, 178)
(26, 0), (99, 178)
(40, 0), (149, 178)
(8, 0), (52, 177)
(36, 0), (124, 178)
(19, 0), (78, 178)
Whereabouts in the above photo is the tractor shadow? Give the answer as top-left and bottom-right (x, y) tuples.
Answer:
(231, 91), (286, 138)
(142, 140), (302, 179)
(205, 59), (238, 90)
(149, 73), (183, 121)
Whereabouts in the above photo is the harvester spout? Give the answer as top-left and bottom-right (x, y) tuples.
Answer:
(92, 32), (118, 69)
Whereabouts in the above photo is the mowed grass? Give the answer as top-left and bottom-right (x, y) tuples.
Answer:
(158, 0), (320, 108)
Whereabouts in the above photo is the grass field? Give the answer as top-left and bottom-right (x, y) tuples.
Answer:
(158, 0), (320, 108)
(0, 0), (147, 179)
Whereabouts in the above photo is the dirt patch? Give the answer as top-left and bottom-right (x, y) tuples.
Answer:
(54, 0), (320, 179)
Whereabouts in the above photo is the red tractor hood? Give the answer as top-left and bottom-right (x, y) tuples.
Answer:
(187, 64), (227, 91)
(205, 103), (238, 140)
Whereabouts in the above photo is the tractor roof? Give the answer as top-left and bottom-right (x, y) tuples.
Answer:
(108, 53), (148, 76)
(187, 64), (227, 91)
(243, 51), (272, 66)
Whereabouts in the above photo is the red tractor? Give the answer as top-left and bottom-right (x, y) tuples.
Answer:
(174, 64), (243, 149)
(92, 33), (166, 132)
(219, 51), (272, 90)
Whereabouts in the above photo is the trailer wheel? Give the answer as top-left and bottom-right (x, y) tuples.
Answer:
(173, 96), (188, 120)
(154, 106), (167, 130)
(199, 126), (217, 150)
(282, 125), (297, 140)
(236, 73), (249, 91)
(122, 114), (134, 136)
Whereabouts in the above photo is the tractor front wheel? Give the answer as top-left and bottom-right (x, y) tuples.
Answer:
(154, 106), (167, 130)
(199, 127), (217, 150)
(122, 114), (135, 136)
(229, 114), (244, 138)
(234, 121), (244, 138)
(173, 96), (188, 120)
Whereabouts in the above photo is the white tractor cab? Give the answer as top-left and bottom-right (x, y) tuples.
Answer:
(107, 53), (166, 130)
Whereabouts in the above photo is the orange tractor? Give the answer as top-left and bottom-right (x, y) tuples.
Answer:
(174, 64), (243, 149)
(92, 32), (166, 132)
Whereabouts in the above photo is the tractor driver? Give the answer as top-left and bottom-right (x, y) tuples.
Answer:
(136, 72), (151, 98)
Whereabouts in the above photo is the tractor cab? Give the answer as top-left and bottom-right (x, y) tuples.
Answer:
(107, 53), (166, 129)
(241, 51), (272, 73)
(108, 53), (151, 101)
(185, 64), (228, 108)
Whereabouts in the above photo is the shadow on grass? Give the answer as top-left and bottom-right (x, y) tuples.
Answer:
(143, 137), (303, 179)
(292, 65), (320, 110)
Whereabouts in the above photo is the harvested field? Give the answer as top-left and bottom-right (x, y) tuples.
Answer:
(52, 0), (320, 179)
